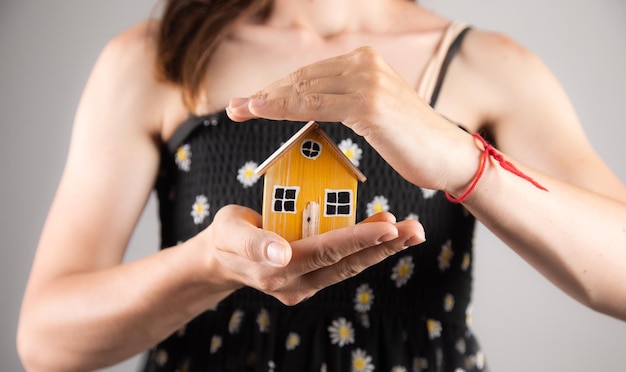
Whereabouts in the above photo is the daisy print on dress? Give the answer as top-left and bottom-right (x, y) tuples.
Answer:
(285, 332), (301, 350)
(237, 161), (260, 188)
(443, 293), (455, 312)
(154, 349), (168, 367)
(228, 309), (244, 334)
(351, 348), (375, 372)
(461, 252), (471, 271)
(175, 144), (192, 172)
(191, 195), (210, 225)
(359, 312), (371, 329)
(338, 138), (363, 167)
(420, 187), (438, 199)
(391, 255), (414, 288)
(426, 319), (442, 340)
(405, 213), (419, 222)
(366, 195), (390, 217)
(256, 308), (270, 333)
(438, 239), (454, 271)
(328, 317), (355, 347)
(466, 304), (473, 327)
(210, 335), (223, 354)
(413, 357), (428, 372)
(474, 351), (486, 369)
(455, 338), (466, 354)
(354, 283), (374, 313)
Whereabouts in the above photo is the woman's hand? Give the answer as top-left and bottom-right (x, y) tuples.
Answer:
(226, 46), (478, 195)
(201, 205), (424, 305)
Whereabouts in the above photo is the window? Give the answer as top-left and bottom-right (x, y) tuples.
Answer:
(324, 189), (353, 216)
(300, 139), (322, 159)
(272, 186), (300, 213)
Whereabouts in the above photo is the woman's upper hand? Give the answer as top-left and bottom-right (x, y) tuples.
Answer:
(201, 204), (424, 305)
(226, 46), (479, 196)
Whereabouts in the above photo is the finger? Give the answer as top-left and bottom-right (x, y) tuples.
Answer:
(227, 75), (360, 123)
(360, 211), (397, 224)
(260, 50), (357, 92)
(301, 219), (425, 290)
(253, 92), (361, 123)
(287, 221), (400, 274)
(212, 205), (292, 267)
(227, 93), (353, 123)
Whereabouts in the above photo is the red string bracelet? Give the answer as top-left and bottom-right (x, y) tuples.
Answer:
(445, 133), (548, 203)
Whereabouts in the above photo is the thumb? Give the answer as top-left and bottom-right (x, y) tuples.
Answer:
(263, 240), (292, 267)
(213, 205), (292, 267)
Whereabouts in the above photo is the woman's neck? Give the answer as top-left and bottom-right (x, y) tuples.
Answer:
(265, 0), (416, 38)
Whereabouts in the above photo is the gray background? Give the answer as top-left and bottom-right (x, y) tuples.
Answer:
(1, 0), (625, 371)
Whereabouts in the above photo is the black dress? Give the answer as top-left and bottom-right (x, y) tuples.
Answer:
(143, 24), (487, 372)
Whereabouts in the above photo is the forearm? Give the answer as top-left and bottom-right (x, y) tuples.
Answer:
(462, 157), (626, 320)
(18, 239), (232, 372)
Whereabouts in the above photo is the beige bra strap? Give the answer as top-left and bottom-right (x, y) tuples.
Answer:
(417, 21), (469, 104)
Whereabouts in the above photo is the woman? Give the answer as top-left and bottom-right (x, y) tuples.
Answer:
(17, 0), (626, 371)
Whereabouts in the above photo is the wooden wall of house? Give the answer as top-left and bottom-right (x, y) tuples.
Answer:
(261, 131), (359, 241)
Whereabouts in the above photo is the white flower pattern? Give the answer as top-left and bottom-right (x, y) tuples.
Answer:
(405, 212), (419, 222)
(456, 338), (466, 354)
(413, 357), (428, 371)
(228, 309), (244, 334)
(461, 252), (471, 271)
(191, 195), (210, 225)
(237, 161), (260, 188)
(420, 187), (438, 199)
(426, 319), (442, 340)
(286, 332), (300, 350)
(438, 239), (454, 272)
(154, 349), (168, 367)
(391, 255), (415, 288)
(351, 348), (374, 372)
(354, 283), (374, 313)
(338, 138), (363, 166)
(210, 335), (222, 354)
(328, 317), (355, 347)
(444, 293), (455, 312)
(257, 308), (270, 333)
(175, 144), (192, 171)
(366, 195), (390, 216)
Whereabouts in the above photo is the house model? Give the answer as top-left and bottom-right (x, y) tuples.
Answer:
(255, 121), (367, 242)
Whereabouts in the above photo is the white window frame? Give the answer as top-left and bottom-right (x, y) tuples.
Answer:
(271, 185), (300, 214)
(324, 189), (353, 217)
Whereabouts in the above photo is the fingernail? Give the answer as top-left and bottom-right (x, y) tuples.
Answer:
(403, 234), (425, 248)
(249, 98), (267, 108)
(229, 97), (249, 109)
(377, 231), (399, 244)
(266, 242), (287, 267)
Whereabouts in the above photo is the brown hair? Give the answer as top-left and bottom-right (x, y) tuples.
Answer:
(155, 0), (273, 109)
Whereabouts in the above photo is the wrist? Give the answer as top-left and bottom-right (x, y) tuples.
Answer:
(444, 131), (485, 201)
(445, 132), (548, 203)
(178, 232), (238, 303)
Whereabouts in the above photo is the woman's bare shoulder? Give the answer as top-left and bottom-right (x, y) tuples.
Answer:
(445, 26), (554, 127)
(98, 20), (160, 78)
(86, 20), (186, 139)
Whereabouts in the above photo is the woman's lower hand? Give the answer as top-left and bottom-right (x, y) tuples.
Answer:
(202, 205), (424, 305)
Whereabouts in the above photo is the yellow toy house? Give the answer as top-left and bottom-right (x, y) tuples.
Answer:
(255, 121), (367, 242)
